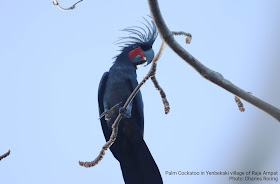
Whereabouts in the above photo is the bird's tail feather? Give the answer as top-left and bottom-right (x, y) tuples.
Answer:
(119, 138), (163, 184)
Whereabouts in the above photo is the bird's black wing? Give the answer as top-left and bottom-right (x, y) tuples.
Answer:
(98, 72), (162, 184)
(130, 78), (144, 134)
(98, 72), (111, 141)
(119, 77), (163, 184)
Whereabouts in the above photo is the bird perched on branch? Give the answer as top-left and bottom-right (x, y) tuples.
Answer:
(98, 18), (163, 184)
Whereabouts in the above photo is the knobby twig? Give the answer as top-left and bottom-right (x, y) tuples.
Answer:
(53, 0), (83, 11)
(150, 31), (192, 114)
(78, 42), (166, 168)
(150, 41), (169, 114)
(235, 96), (245, 112)
(148, 0), (280, 122)
(151, 76), (169, 114)
(173, 31), (192, 44)
(0, 150), (10, 161)
(79, 33), (192, 167)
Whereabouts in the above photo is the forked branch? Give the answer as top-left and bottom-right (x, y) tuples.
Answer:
(79, 33), (192, 167)
(53, 0), (83, 11)
(148, 0), (280, 122)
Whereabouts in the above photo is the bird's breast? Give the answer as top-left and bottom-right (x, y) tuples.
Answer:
(104, 70), (136, 110)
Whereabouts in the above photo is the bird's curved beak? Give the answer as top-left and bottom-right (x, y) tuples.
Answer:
(132, 55), (147, 65)
(131, 48), (154, 66)
(143, 49), (154, 66)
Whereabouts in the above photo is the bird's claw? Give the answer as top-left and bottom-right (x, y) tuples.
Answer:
(119, 107), (131, 118)
(105, 114), (111, 121)
(99, 102), (122, 121)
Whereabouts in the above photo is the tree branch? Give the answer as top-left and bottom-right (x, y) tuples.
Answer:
(78, 42), (166, 168)
(151, 75), (170, 114)
(148, 0), (280, 122)
(150, 31), (191, 114)
(53, 0), (83, 11)
(0, 150), (10, 161)
(150, 41), (170, 114)
(79, 33), (192, 167)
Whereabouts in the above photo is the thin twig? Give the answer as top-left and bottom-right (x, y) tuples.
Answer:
(151, 75), (170, 114)
(172, 31), (192, 44)
(150, 31), (191, 114)
(79, 33), (192, 168)
(53, 0), (83, 11)
(235, 96), (245, 112)
(78, 47), (163, 168)
(148, 0), (280, 122)
(149, 41), (169, 114)
(0, 150), (10, 161)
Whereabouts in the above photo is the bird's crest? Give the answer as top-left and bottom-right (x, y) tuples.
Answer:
(114, 17), (158, 57)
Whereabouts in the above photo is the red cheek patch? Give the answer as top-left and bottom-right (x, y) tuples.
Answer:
(129, 47), (145, 61)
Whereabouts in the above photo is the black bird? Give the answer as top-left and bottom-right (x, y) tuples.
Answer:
(98, 18), (163, 184)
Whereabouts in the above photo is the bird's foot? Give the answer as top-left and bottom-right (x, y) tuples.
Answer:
(99, 102), (122, 121)
(119, 107), (131, 118)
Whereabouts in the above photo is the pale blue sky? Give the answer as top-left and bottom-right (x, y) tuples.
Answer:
(1, 0), (280, 184)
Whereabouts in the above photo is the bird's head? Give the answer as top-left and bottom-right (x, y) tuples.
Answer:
(115, 17), (158, 67)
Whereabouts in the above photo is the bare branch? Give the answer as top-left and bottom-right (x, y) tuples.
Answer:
(149, 41), (170, 114)
(172, 31), (192, 44)
(79, 76), (150, 167)
(151, 75), (170, 114)
(235, 96), (245, 112)
(148, 0), (280, 122)
(79, 32), (192, 167)
(149, 31), (191, 114)
(53, 0), (83, 11)
(0, 150), (10, 161)
(79, 64), (156, 167)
